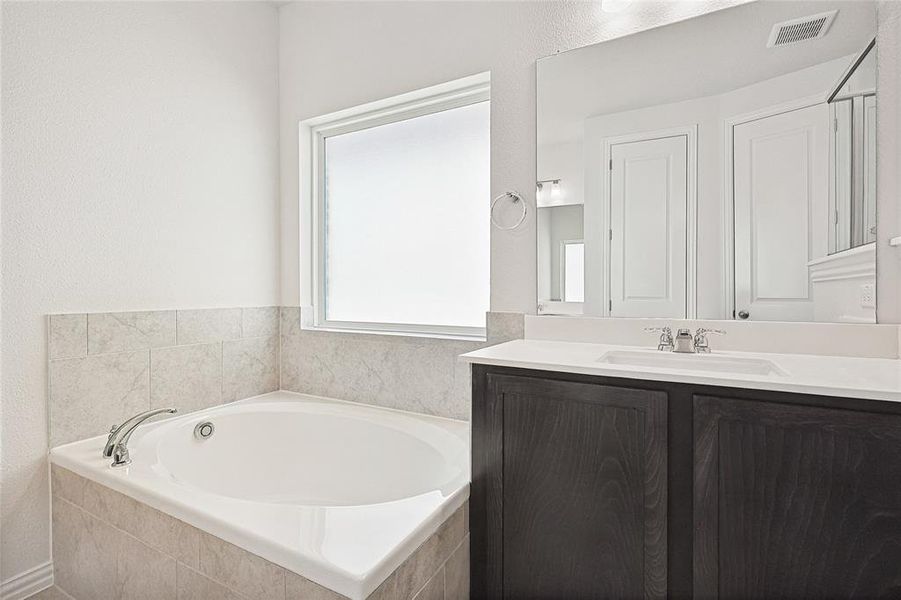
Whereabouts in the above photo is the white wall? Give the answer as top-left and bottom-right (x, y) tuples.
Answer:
(278, 0), (751, 312)
(876, 0), (901, 322)
(0, 1), (279, 582)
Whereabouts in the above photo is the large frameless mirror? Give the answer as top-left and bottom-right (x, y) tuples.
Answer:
(537, 1), (877, 322)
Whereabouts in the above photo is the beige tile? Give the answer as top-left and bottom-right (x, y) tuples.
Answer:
(280, 317), (477, 420)
(176, 563), (246, 600)
(88, 311), (177, 354)
(452, 360), (472, 422)
(369, 505), (466, 599)
(49, 314), (87, 359)
(49, 350), (150, 446)
(51, 465), (86, 507)
(177, 309), (242, 345)
(52, 497), (119, 600)
(279, 306), (303, 338)
(243, 307), (279, 338)
(286, 571), (348, 600)
(412, 566), (444, 600)
(151, 343), (222, 414)
(82, 478), (139, 533)
(177, 526), (202, 569)
(486, 311), (524, 345)
(82, 478), (200, 568)
(222, 336), (278, 401)
(198, 531), (286, 600)
(443, 536), (469, 600)
(29, 586), (75, 600)
(366, 573), (396, 600)
(116, 532), (177, 600)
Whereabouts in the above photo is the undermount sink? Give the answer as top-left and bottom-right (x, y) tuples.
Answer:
(596, 350), (787, 376)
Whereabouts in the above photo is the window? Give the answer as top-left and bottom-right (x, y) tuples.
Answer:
(305, 74), (490, 338)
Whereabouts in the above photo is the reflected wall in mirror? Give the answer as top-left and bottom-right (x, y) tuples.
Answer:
(537, 1), (878, 323)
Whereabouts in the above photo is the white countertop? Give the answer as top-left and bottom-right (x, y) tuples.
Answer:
(460, 339), (901, 403)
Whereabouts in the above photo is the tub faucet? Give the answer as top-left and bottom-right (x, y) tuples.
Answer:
(103, 407), (176, 467)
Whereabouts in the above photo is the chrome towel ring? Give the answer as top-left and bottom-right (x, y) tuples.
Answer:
(490, 191), (527, 231)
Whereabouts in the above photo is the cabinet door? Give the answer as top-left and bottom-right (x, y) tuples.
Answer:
(694, 395), (901, 599)
(483, 374), (667, 599)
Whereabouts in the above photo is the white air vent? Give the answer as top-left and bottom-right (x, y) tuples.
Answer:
(767, 10), (837, 48)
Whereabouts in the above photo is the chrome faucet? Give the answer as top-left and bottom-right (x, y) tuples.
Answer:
(673, 328), (694, 353)
(103, 407), (176, 467)
(647, 326), (726, 353)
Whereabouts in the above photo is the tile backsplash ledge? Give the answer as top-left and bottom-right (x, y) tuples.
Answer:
(47, 307), (526, 447)
(524, 315), (900, 359)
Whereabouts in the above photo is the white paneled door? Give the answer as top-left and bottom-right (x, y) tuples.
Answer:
(609, 135), (688, 318)
(733, 104), (828, 322)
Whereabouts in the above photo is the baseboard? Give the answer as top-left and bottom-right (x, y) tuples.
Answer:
(0, 561), (53, 600)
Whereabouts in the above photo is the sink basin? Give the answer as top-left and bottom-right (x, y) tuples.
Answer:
(596, 350), (787, 376)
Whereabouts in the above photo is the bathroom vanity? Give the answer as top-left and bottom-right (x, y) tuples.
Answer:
(463, 340), (901, 599)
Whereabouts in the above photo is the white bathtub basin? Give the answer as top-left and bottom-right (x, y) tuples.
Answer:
(597, 349), (787, 376)
(151, 402), (463, 506)
(49, 391), (470, 600)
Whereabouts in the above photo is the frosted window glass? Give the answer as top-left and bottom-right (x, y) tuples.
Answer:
(323, 101), (490, 329)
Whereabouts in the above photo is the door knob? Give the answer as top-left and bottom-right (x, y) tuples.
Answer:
(738, 310), (750, 320)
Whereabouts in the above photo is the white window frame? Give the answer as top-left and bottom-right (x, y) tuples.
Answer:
(299, 72), (490, 340)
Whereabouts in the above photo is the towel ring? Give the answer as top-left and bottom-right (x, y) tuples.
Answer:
(490, 191), (527, 231)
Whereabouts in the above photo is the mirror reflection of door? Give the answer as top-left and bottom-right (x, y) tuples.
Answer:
(733, 104), (829, 322)
(608, 135), (688, 318)
(537, 203), (584, 314)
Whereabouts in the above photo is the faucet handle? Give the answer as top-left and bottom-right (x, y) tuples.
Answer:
(696, 327), (726, 336)
(644, 326), (672, 334)
(694, 328), (725, 353)
(645, 326), (674, 351)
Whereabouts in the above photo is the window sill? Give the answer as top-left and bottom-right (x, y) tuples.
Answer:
(302, 324), (486, 343)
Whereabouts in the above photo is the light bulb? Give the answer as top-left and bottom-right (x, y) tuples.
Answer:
(550, 181), (561, 199)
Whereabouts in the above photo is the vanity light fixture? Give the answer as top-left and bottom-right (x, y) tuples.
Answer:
(537, 179), (562, 201)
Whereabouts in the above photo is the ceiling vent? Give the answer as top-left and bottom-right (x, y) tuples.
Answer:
(767, 10), (838, 48)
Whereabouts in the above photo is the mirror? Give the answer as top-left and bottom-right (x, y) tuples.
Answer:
(828, 41), (876, 253)
(537, 1), (878, 322)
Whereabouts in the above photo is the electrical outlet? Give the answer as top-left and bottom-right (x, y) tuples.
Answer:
(860, 283), (875, 308)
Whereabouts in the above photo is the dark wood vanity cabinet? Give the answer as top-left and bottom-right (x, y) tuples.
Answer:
(471, 365), (901, 600)
(693, 394), (901, 599)
(472, 370), (668, 599)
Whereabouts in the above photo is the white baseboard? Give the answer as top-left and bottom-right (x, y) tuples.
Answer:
(0, 561), (53, 600)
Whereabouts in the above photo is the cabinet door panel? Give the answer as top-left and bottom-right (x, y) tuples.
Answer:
(492, 375), (667, 599)
(694, 395), (901, 599)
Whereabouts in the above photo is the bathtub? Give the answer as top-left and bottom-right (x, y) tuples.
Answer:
(49, 391), (470, 599)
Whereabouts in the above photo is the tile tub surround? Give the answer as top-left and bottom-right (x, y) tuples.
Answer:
(50, 466), (470, 600)
(279, 308), (525, 420)
(47, 308), (280, 446)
